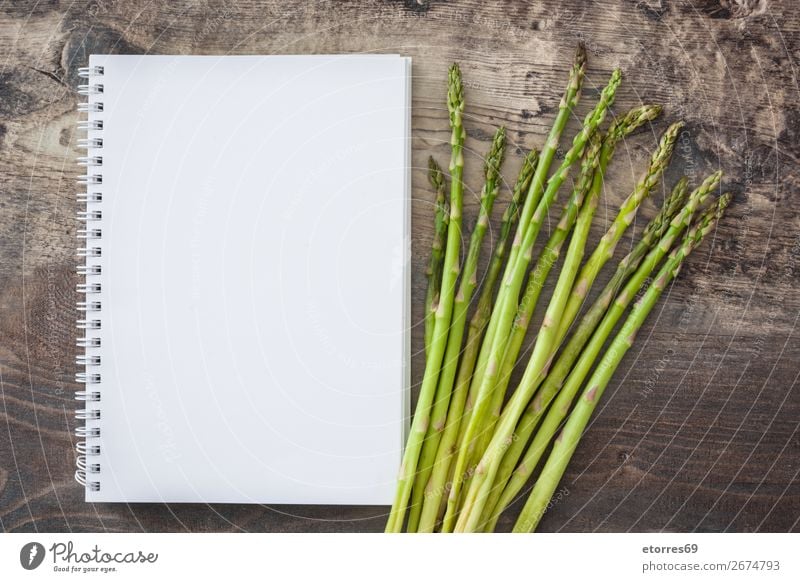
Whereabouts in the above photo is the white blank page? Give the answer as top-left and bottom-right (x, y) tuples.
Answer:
(85, 55), (410, 504)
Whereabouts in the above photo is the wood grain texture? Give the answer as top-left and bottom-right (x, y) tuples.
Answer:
(0, 0), (798, 532)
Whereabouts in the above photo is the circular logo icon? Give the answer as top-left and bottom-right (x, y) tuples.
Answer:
(20, 542), (46, 570)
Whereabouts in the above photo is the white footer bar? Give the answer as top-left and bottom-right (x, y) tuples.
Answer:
(1, 533), (796, 581)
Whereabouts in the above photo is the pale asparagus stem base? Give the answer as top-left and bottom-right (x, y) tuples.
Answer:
(416, 150), (537, 532)
(480, 176), (691, 530)
(512, 193), (731, 533)
(386, 64), (465, 532)
(424, 157), (450, 357)
(441, 66), (619, 533)
(488, 173), (720, 530)
(406, 127), (506, 532)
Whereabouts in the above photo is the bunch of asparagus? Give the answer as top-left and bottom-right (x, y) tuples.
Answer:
(387, 45), (731, 533)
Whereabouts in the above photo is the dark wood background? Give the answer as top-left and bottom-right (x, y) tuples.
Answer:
(0, 0), (798, 533)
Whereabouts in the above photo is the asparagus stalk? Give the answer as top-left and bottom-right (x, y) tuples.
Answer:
(442, 68), (622, 532)
(455, 122), (684, 530)
(416, 150), (537, 532)
(505, 106), (663, 378)
(553, 121), (684, 347)
(460, 113), (682, 531)
(470, 132), (603, 471)
(513, 192), (732, 533)
(406, 127), (507, 532)
(456, 150), (539, 434)
(455, 128), (605, 533)
(386, 64), (466, 532)
(457, 45), (587, 466)
(424, 157), (450, 357)
(504, 44), (588, 280)
(481, 176), (691, 530)
(487, 174), (718, 530)
(475, 105), (662, 471)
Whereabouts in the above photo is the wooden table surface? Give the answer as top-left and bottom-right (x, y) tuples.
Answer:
(1, 0), (798, 533)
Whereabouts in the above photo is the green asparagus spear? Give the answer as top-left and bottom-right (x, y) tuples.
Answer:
(456, 116), (686, 533)
(406, 127), (506, 532)
(475, 105), (662, 474)
(442, 68), (622, 532)
(416, 150), (537, 532)
(553, 121), (684, 347)
(513, 192), (731, 533)
(487, 174), (718, 530)
(470, 132), (603, 473)
(456, 45), (587, 472)
(481, 176), (690, 530)
(424, 157), (450, 357)
(455, 128), (603, 533)
(504, 44), (588, 281)
(386, 64), (466, 532)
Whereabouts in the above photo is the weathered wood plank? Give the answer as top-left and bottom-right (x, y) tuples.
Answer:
(1, 0), (798, 532)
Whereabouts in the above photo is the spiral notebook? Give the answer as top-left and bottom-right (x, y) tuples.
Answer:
(75, 55), (411, 504)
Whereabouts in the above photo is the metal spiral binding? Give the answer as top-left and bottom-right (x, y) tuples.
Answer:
(75, 64), (104, 494)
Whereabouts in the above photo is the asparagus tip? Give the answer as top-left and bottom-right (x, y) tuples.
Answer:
(428, 156), (444, 189)
(636, 104), (662, 126)
(666, 176), (691, 215)
(448, 63), (464, 114)
(704, 169), (724, 191)
(666, 120), (686, 139)
(687, 191), (732, 247)
(574, 42), (587, 68)
(608, 104), (662, 144)
(484, 126), (507, 176)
